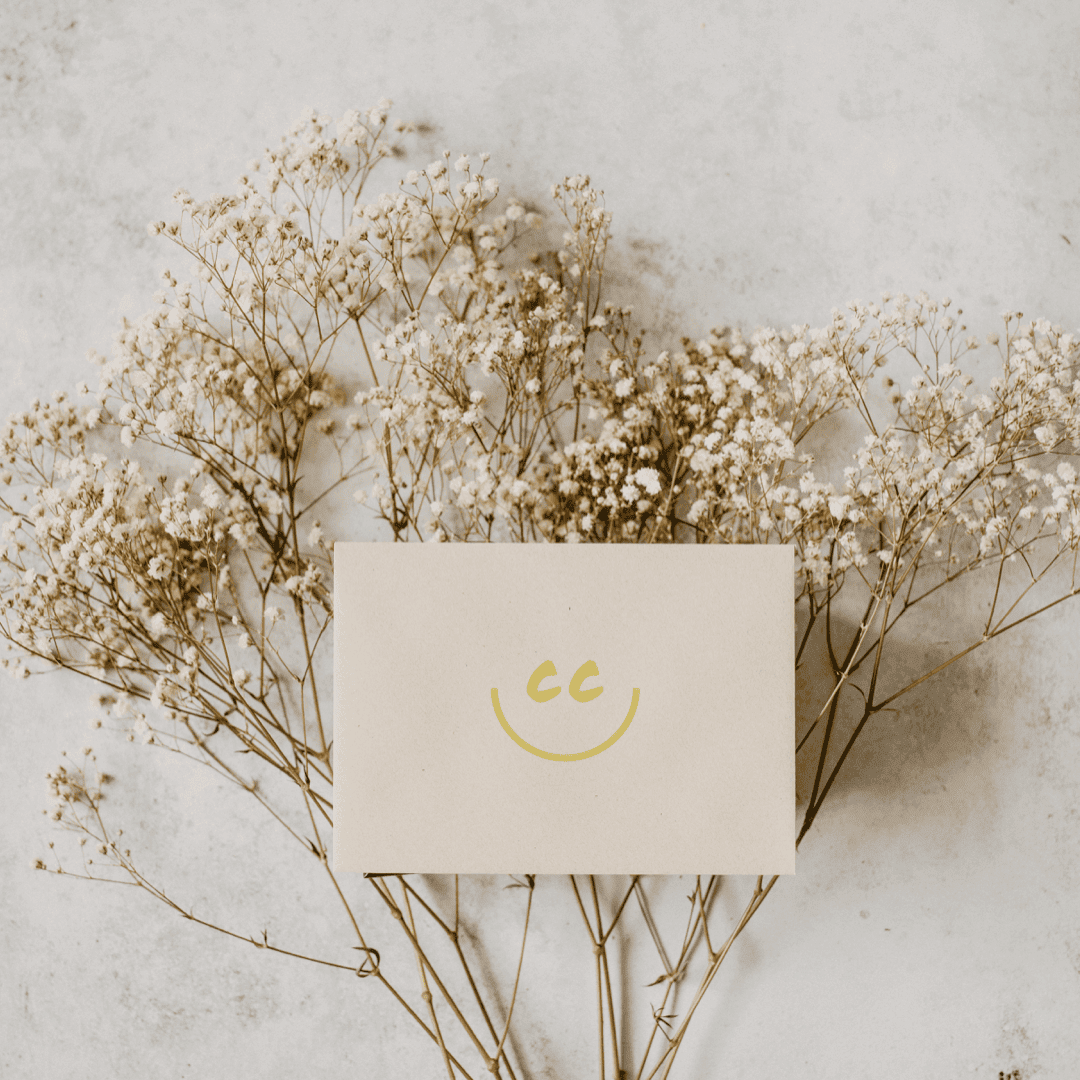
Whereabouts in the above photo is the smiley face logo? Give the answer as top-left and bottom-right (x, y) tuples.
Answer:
(490, 659), (640, 762)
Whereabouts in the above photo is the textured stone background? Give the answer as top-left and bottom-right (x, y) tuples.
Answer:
(2, 1), (1079, 1077)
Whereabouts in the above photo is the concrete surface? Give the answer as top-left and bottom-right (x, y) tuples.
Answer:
(1, 1), (1079, 1077)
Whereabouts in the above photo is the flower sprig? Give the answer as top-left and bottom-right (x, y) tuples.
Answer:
(4, 102), (1079, 1080)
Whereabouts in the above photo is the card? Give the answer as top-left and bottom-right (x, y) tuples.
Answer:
(333, 543), (795, 875)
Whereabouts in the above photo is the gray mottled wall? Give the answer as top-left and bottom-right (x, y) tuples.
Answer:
(2, 1), (1079, 1077)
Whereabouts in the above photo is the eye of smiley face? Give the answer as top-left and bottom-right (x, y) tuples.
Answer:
(490, 659), (640, 762)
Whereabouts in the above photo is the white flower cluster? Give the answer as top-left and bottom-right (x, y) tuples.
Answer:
(3, 102), (1079, 1080)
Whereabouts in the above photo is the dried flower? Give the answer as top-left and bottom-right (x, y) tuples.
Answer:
(2, 101), (1077, 1080)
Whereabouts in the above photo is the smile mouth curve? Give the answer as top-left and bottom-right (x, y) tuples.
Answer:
(489, 688), (640, 761)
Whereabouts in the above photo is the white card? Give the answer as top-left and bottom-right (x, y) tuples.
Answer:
(334, 543), (795, 875)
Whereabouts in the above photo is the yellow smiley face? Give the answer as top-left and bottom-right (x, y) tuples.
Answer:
(490, 659), (640, 762)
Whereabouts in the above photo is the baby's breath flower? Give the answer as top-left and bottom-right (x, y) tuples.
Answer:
(3, 107), (1080, 1071)
(633, 468), (662, 496)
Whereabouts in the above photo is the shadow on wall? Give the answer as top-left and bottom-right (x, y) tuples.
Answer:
(792, 570), (1025, 845)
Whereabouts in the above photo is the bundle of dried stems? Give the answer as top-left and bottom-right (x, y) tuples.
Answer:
(3, 103), (1078, 1078)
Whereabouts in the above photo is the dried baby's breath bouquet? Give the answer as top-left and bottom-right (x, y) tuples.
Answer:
(3, 101), (1079, 1077)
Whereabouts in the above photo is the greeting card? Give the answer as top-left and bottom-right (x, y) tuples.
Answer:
(334, 543), (795, 875)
